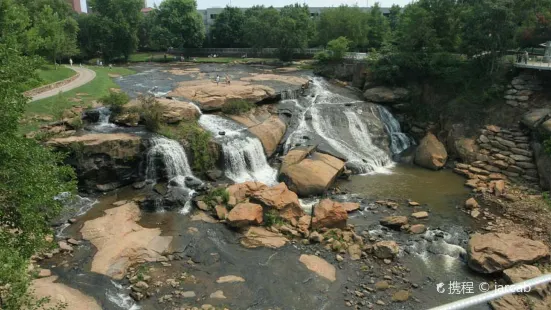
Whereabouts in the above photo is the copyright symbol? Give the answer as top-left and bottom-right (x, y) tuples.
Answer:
(479, 282), (489, 292)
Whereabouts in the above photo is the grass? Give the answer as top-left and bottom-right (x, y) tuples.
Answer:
(22, 65), (77, 91)
(20, 66), (135, 134)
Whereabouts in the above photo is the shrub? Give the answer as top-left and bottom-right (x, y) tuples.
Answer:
(99, 91), (130, 114)
(264, 210), (284, 227)
(327, 36), (351, 60)
(203, 187), (229, 207)
(221, 100), (254, 115)
(314, 50), (331, 62)
(138, 95), (163, 132)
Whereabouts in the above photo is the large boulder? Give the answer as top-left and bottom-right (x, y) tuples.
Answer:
(414, 133), (448, 170)
(230, 111), (286, 157)
(156, 98), (200, 124)
(250, 182), (305, 223)
(363, 86), (410, 104)
(446, 124), (478, 163)
(312, 199), (348, 229)
(373, 241), (400, 259)
(169, 80), (276, 111)
(227, 203), (264, 227)
(240, 226), (287, 248)
(299, 254), (336, 282)
(521, 109), (550, 129)
(467, 233), (549, 273)
(47, 133), (143, 191)
(226, 181), (268, 205)
(80, 202), (172, 279)
(279, 148), (345, 197)
(31, 276), (102, 310)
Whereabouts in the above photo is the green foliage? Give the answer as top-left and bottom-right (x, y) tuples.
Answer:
(221, 100), (255, 115)
(155, 0), (205, 48)
(544, 138), (551, 156)
(276, 4), (315, 61)
(366, 3), (390, 50)
(99, 90), (130, 114)
(78, 0), (143, 62)
(316, 5), (370, 49)
(543, 192), (551, 209)
(243, 6), (280, 49)
(327, 36), (350, 60)
(210, 6), (246, 48)
(137, 95), (163, 132)
(0, 44), (76, 309)
(264, 210), (284, 227)
(203, 188), (229, 207)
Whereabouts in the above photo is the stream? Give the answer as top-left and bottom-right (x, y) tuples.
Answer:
(45, 63), (491, 310)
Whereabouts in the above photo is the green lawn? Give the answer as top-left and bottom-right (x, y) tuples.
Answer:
(21, 66), (135, 134)
(22, 65), (77, 91)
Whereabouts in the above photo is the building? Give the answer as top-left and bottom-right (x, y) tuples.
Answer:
(197, 7), (391, 34)
(66, 0), (82, 13)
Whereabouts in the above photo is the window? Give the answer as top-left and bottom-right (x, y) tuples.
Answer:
(310, 13), (319, 17)
(210, 14), (217, 19)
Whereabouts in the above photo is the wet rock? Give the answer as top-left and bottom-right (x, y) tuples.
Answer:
(348, 244), (362, 260)
(467, 233), (550, 273)
(209, 290), (226, 299)
(375, 281), (389, 290)
(183, 176), (203, 189)
(196, 201), (210, 211)
(409, 224), (426, 234)
(465, 198), (480, 209)
(80, 202), (172, 280)
(216, 275), (245, 283)
(67, 238), (80, 246)
(227, 181), (268, 205)
(230, 114), (286, 157)
(312, 199), (348, 229)
(363, 86), (410, 104)
(250, 182), (305, 223)
(227, 203), (263, 227)
(309, 231), (324, 243)
(414, 133), (448, 170)
(299, 254), (336, 282)
(134, 281), (149, 290)
(341, 202), (360, 213)
(392, 290), (410, 302)
(411, 211), (429, 219)
(58, 241), (73, 252)
(380, 216), (408, 230)
(215, 205), (228, 220)
(206, 169), (223, 181)
(373, 241), (399, 259)
(191, 211), (218, 223)
(31, 276), (102, 309)
(38, 269), (52, 278)
(240, 226), (287, 248)
(280, 149), (345, 197)
(408, 201), (420, 207)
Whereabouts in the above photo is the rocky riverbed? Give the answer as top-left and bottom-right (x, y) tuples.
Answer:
(27, 63), (551, 310)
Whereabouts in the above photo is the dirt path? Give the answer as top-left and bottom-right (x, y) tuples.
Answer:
(31, 66), (96, 102)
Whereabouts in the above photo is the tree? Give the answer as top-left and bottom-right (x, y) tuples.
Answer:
(0, 44), (76, 310)
(366, 3), (390, 49)
(210, 6), (246, 47)
(327, 36), (351, 60)
(0, 0), (32, 52)
(418, 0), (461, 51)
(388, 4), (401, 32)
(155, 0), (205, 48)
(276, 4), (315, 60)
(316, 6), (369, 49)
(243, 6), (280, 48)
(31, 5), (79, 65)
(394, 3), (439, 52)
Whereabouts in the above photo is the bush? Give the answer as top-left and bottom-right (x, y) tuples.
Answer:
(264, 210), (284, 227)
(327, 36), (351, 60)
(221, 100), (255, 115)
(314, 51), (331, 62)
(203, 187), (229, 207)
(138, 95), (163, 132)
(99, 91), (130, 114)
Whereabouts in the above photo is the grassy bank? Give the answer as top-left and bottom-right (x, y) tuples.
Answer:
(22, 65), (77, 91)
(21, 66), (135, 134)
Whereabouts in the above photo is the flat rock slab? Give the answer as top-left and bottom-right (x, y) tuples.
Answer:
(216, 275), (246, 283)
(31, 276), (102, 310)
(80, 202), (173, 279)
(240, 226), (287, 249)
(467, 233), (549, 273)
(299, 254), (336, 282)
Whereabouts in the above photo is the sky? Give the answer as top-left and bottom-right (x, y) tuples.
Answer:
(81, 0), (413, 13)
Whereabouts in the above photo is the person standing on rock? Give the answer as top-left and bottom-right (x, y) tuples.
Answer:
(216, 75), (220, 86)
(69, 58), (73, 67)
(524, 51), (529, 64)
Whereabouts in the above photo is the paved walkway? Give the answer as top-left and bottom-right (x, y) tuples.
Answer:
(31, 66), (97, 102)
(514, 60), (551, 71)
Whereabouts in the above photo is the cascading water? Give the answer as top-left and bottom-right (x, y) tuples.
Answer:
(199, 114), (277, 185)
(90, 107), (117, 132)
(146, 136), (193, 180)
(376, 105), (414, 155)
(284, 78), (396, 174)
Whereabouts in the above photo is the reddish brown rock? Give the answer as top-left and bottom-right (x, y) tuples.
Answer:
(380, 216), (408, 229)
(251, 182), (305, 222)
(299, 254), (336, 282)
(373, 241), (400, 259)
(226, 182), (268, 205)
(414, 133), (448, 170)
(312, 199), (348, 229)
(340, 202), (360, 213)
(227, 203), (264, 227)
(240, 226), (287, 248)
(467, 233), (549, 273)
(465, 198), (479, 209)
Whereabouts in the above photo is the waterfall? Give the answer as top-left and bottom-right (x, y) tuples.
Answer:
(281, 89), (298, 100)
(376, 106), (414, 155)
(199, 114), (277, 185)
(91, 107), (117, 132)
(146, 136), (193, 181)
(285, 77), (395, 174)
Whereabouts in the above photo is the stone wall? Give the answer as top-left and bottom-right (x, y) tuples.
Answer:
(23, 70), (80, 98)
(453, 124), (540, 192)
(503, 73), (543, 109)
